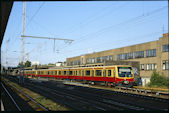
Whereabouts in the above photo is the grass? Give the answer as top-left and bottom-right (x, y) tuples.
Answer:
(134, 85), (169, 92)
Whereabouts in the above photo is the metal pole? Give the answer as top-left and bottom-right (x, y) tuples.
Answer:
(21, 1), (26, 84)
(6, 39), (9, 77)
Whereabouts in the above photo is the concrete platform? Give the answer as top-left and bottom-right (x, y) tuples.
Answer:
(1, 100), (4, 111)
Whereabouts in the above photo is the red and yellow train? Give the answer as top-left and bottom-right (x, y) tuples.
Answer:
(24, 65), (134, 87)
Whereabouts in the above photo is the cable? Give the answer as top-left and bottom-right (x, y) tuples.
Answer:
(62, 31), (162, 59)
(8, 2), (45, 50)
(26, 2), (45, 28)
(59, 2), (129, 37)
(59, 5), (168, 50)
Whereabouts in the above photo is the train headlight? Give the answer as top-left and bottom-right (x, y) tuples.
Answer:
(123, 80), (129, 84)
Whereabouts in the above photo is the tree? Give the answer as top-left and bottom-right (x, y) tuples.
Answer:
(149, 70), (169, 88)
(17, 61), (24, 68)
(25, 60), (31, 67)
(17, 60), (31, 68)
(48, 63), (55, 66)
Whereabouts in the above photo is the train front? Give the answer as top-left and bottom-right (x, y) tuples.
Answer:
(116, 66), (134, 87)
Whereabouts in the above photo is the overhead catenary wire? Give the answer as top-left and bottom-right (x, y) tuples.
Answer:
(59, 2), (129, 36)
(8, 2), (45, 50)
(26, 2), (45, 28)
(59, 5), (168, 51)
(60, 31), (163, 59)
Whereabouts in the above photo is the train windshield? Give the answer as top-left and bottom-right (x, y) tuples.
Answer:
(118, 67), (132, 77)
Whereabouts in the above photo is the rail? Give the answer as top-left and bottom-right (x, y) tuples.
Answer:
(115, 86), (169, 98)
(1, 83), (22, 111)
(4, 82), (48, 111)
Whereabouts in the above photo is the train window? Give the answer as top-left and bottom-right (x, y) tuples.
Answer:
(38, 71), (40, 74)
(118, 67), (132, 77)
(82, 70), (84, 76)
(79, 70), (81, 76)
(59, 71), (61, 75)
(69, 71), (72, 75)
(64, 71), (66, 75)
(41, 71), (44, 74)
(91, 70), (94, 76)
(75, 71), (77, 76)
(103, 70), (106, 77)
(77, 70), (79, 76)
(96, 70), (102, 76)
(113, 69), (115, 77)
(51, 71), (53, 75)
(55, 71), (57, 75)
(108, 70), (111, 77)
(86, 70), (90, 76)
(47, 71), (49, 75)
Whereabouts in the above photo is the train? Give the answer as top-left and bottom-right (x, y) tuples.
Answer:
(23, 65), (135, 87)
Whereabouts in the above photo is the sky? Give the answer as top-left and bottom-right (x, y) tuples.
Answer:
(1, 1), (168, 67)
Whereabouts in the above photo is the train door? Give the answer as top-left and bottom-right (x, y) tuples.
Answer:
(103, 68), (107, 86)
(114, 67), (117, 83)
(82, 69), (84, 81)
(91, 68), (94, 81)
(103, 68), (106, 81)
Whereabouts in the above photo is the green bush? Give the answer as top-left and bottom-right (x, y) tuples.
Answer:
(149, 70), (169, 88)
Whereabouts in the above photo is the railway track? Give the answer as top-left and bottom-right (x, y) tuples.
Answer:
(1, 83), (22, 111)
(24, 82), (122, 110)
(4, 76), (169, 111)
(1, 81), (48, 111)
(63, 83), (168, 110)
(63, 80), (169, 99)
(33, 80), (168, 110)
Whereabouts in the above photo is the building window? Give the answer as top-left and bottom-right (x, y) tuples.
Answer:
(162, 44), (169, 52)
(86, 58), (90, 64)
(117, 54), (121, 60)
(117, 53), (133, 60)
(102, 56), (108, 62)
(91, 58), (95, 63)
(162, 60), (169, 70)
(97, 57), (102, 63)
(87, 58), (97, 64)
(146, 63), (157, 70)
(146, 49), (156, 57)
(74, 60), (80, 65)
(135, 51), (144, 58)
(140, 64), (144, 70)
(109, 55), (113, 61)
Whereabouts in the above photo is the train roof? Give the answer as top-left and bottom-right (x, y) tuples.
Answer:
(24, 65), (132, 71)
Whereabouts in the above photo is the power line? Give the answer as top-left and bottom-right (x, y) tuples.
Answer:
(59, 5), (168, 50)
(59, 2), (129, 36)
(61, 31), (162, 58)
(26, 2), (45, 28)
(8, 2), (45, 50)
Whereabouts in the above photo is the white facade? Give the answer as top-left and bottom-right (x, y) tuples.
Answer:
(141, 77), (150, 86)
(32, 61), (40, 66)
(56, 62), (62, 67)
